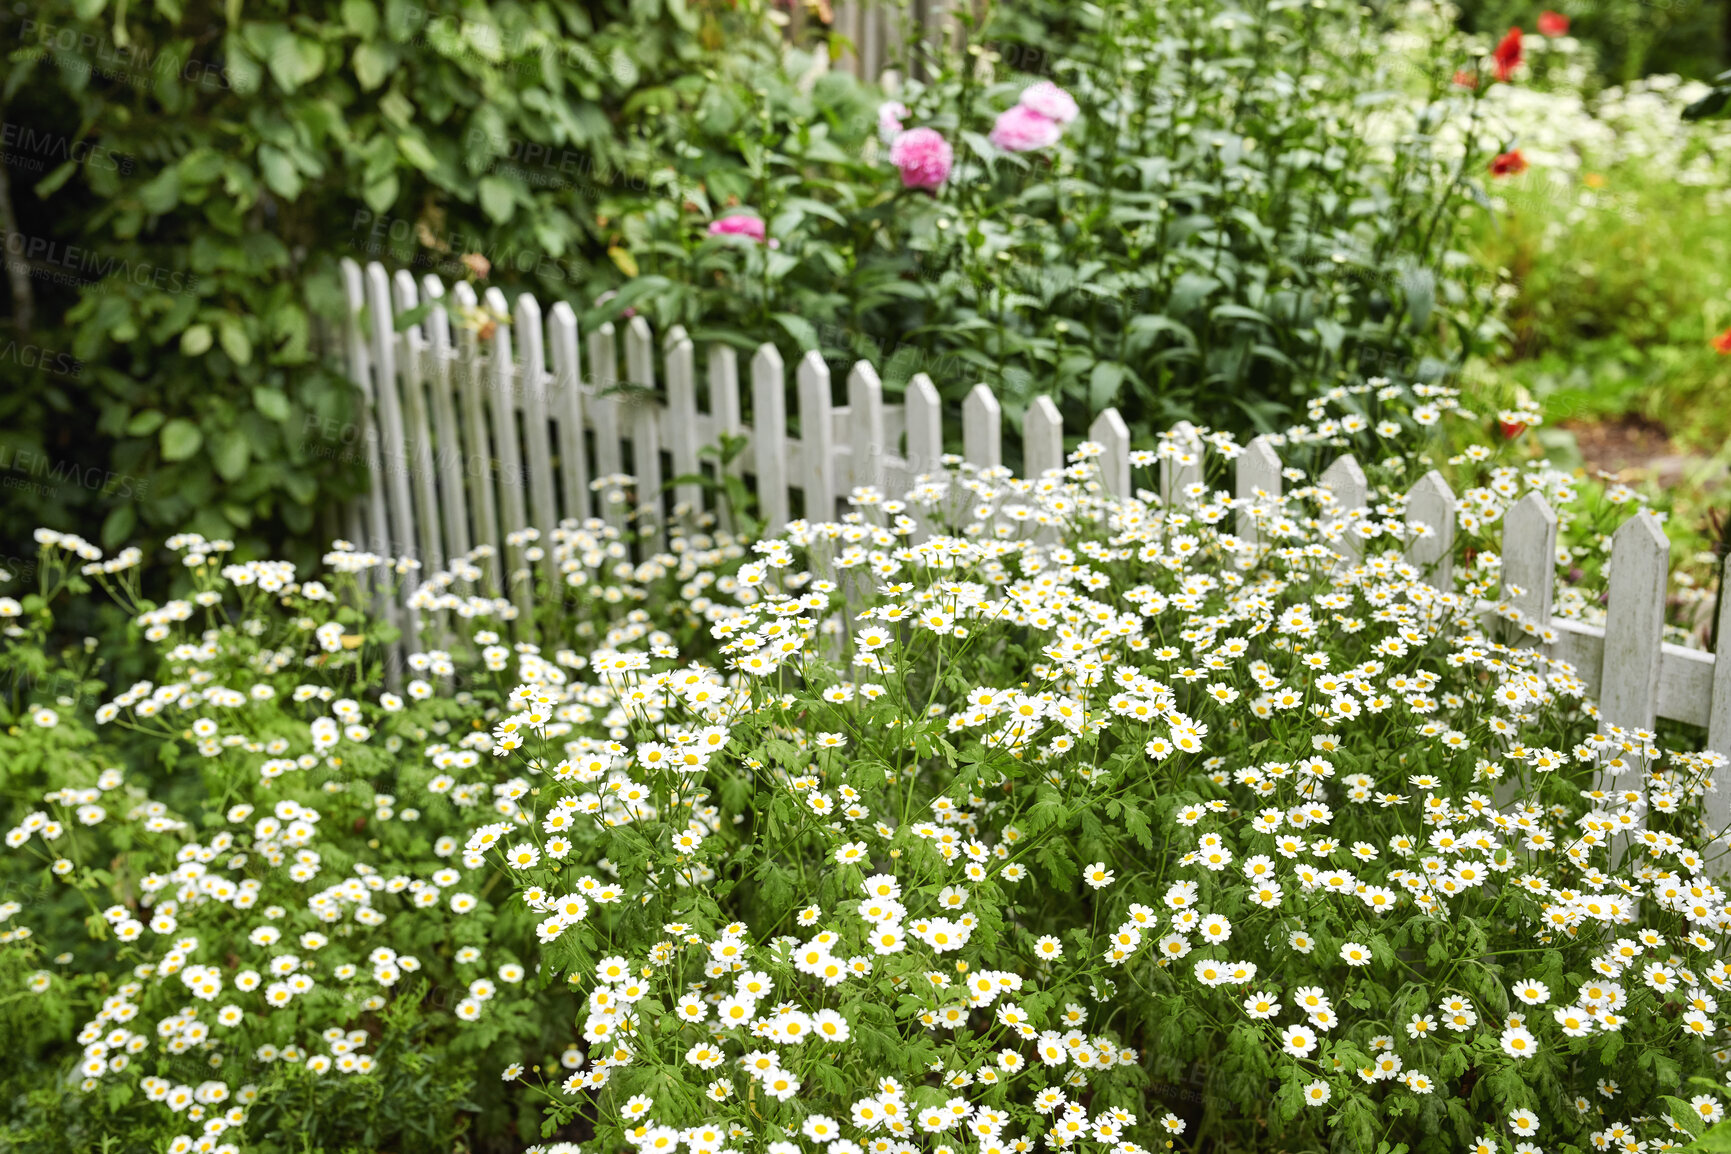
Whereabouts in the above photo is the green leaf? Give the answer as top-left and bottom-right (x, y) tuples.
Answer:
(363, 174), (399, 214)
(252, 386), (292, 422)
(212, 432), (250, 481)
(126, 409), (167, 437)
(607, 246), (639, 278)
(137, 167), (182, 214)
(1088, 360), (1127, 410)
(180, 324), (214, 357)
(34, 161), (79, 199)
(393, 302), (435, 332)
(478, 175), (517, 224)
(772, 312), (818, 352)
(258, 144), (302, 199)
(341, 0), (378, 36)
(396, 133), (437, 172)
(353, 42), (394, 91)
(160, 419), (204, 461)
(1686, 1119), (1731, 1152)
(100, 503), (137, 550)
(1664, 1095), (1708, 1139)
(218, 318), (253, 366)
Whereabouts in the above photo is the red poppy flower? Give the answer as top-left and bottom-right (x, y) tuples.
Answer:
(1713, 326), (1731, 354)
(1499, 420), (1528, 439)
(1452, 69), (1478, 90)
(1537, 10), (1569, 36)
(1490, 150), (1528, 176)
(1493, 26), (1524, 82)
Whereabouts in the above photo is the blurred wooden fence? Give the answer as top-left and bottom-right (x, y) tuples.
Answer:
(336, 258), (1731, 822)
(818, 0), (960, 83)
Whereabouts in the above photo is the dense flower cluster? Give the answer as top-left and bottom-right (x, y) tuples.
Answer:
(4, 382), (1730, 1152)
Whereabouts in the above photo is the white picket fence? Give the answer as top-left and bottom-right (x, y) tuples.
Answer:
(335, 257), (1731, 827)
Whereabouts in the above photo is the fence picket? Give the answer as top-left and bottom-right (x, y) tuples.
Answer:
(1161, 420), (1202, 508)
(363, 264), (417, 658)
(1403, 470), (1457, 592)
(1600, 511), (1669, 733)
(709, 345), (743, 506)
(336, 262), (1731, 772)
(420, 275), (472, 562)
(1320, 453), (1367, 561)
(547, 302), (589, 524)
(905, 374), (943, 480)
(587, 323), (625, 534)
(338, 261), (389, 562)
(390, 270), (444, 577)
(625, 317), (665, 552)
(1235, 435), (1282, 547)
(752, 345), (791, 534)
(962, 384), (1001, 470)
(1089, 408), (1131, 498)
(798, 352), (836, 522)
(1500, 492), (1557, 637)
(849, 362), (887, 500)
(1024, 396), (1064, 481)
(665, 329), (703, 520)
(451, 281), (503, 593)
(516, 293), (560, 597)
(485, 287), (533, 633)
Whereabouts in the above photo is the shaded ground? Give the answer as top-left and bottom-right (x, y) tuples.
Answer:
(1560, 414), (1729, 490)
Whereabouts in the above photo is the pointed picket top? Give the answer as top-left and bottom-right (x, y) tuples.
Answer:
(420, 273), (472, 562)
(751, 344), (790, 534)
(664, 329), (703, 517)
(904, 374), (943, 480)
(1403, 470), (1457, 591)
(1024, 395), (1064, 481)
(1319, 452), (1367, 512)
(962, 383), (1001, 470)
(515, 291), (559, 571)
(797, 350), (835, 522)
(1320, 452), (1367, 560)
(1600, 509), (1670, 734)
(1089, 408), (1131, 497)
(1161, 420), (1203, 507)
(1500, 491), (1557, 635)
(547, 300), (588, 525)
(1234, 434), (1282, 546)
(848, 360), (887, 497)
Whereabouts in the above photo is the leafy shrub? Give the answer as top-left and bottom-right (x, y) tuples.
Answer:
(0, 0), (827, 562)
(617, 0), (1505, 447)
(1, 0), (1508, 563)
(6, 380), (1731, 1153)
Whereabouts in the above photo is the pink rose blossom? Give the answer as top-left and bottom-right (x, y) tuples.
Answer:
(988, 104), (1063, 153)
(708, 214), (767, 243)
(888, 127), (953, 190)
(1019, 80), (1078, 126)
(877, 100), (910, 144)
